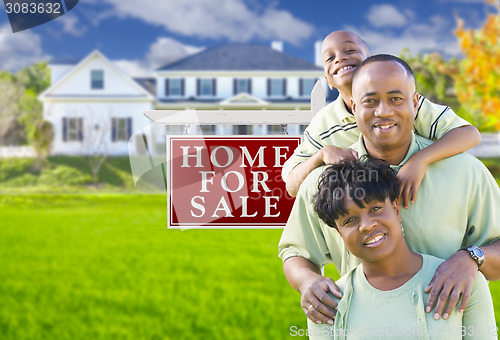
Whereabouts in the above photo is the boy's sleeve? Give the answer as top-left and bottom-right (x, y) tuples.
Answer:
(281, 122), (325, 182)
(413, 96), (471, 141)
(462, 273), (497, 339)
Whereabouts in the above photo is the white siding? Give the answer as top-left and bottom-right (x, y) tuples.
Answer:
(44, 101), (152, 156)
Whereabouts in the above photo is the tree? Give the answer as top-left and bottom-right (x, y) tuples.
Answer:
(32, 120), (54, 169)
(400, 50), (461, 111)
(454, 0), (500, 131)
(0, 76), (24, 145)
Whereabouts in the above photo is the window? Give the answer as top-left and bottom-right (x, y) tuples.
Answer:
(165, 78), (184, 96)
(197, 78), (216, 97)
(62, 117), (83, 142)
(267, 78), (286, 97)
(112, 118), (132, 142)
(300, 78), (317, 97)
(233, 78), (251, 94)
(91, 70), (104, 89)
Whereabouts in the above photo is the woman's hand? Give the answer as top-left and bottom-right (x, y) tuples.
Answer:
(300, 274), (342, 325)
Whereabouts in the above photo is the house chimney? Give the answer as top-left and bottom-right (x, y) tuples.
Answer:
(315, 41), (322, 67)
(271, 41), (283, 52)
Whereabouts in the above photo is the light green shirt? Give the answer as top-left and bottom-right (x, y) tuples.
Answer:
(281, 95), (471, 182)
(278, 133), (500, 275)
(307, 255), (497, 340)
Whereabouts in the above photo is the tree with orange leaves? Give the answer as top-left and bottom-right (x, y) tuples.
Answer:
(454, 0), (500, 131)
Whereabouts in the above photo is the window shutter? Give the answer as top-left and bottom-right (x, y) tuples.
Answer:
(212, 78), (216, 96)
(111, 118), (117, 142)
(233, 78), (237, 95)
(196, 79), (200, 96)
(180, 79), (185, 96)
(248, 78), (252, 94)
(282, 79), (287, 96)
(165, 79), (170, 96)
(127, 118), (132, 139)
(78, 118), (83, 141)
(62, 117), (68, 142)
(267, 79), (271, 96)
(299, 78), (303, 96)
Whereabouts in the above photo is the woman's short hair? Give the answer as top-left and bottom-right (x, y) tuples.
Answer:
(313, 156), (399, 230)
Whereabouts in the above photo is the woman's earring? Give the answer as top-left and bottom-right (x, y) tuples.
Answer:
(401, 223), (406, 237)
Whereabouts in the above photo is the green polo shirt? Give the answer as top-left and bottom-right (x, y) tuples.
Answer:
(278, 133), (500, 275)
(281, 95), (471, 182)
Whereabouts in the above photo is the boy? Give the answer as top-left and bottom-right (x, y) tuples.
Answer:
(283, 31), (481, 208)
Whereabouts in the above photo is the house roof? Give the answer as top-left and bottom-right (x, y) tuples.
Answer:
(157, 43), (322, 71)
(39, 50), (154, 102)
(133, 78), (156, 96)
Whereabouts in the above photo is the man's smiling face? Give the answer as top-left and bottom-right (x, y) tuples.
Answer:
(321, 31), (370, 91)
(351, 60), (419, 154)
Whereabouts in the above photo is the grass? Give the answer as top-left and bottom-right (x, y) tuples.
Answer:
(1, 194), (500, 339)
(0, 194), (311, 339)
(0, 156), (499, 339)
(0, 156), (136, 193)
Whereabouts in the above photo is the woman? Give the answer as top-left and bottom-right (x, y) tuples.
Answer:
(309, 157), (496, 339)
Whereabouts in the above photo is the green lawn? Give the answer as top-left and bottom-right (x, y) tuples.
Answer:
(1, 194), (500, 339)
(0, 194), (310, 339)
(0, 156), (499, 339)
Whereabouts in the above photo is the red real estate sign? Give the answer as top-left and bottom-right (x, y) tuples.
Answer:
(166, 136), (300, 228)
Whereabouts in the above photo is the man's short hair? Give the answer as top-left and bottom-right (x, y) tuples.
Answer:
(313, 156), (399, 230)
(352, 54), (414, 84)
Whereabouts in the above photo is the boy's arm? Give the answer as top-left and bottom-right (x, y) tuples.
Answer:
(398, 125), (481, 207)
(285, 146), (357, 197)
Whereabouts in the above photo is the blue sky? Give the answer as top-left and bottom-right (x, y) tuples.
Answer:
(0, 0), (496, 77)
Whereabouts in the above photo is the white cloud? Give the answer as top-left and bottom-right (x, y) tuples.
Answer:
(85, 0), (315, 45)
(349, 7), (462, 58)
(113, 37), (203, 78)
(0, 25), (49, 71)
(146, 37), (203, 70)
(57, 14), (86, 36)
(366, 4), (409, 28)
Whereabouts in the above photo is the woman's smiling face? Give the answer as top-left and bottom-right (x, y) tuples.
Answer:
(335, 194), (403, 263)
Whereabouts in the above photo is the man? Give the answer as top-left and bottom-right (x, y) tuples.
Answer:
(279, 54), (500, 326)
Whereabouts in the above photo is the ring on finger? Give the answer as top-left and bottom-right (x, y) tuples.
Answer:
(308, 305), (314, 312)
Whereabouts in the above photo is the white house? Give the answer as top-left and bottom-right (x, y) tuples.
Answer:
(38, 50), (154, 155)
(155, 42), (324, 135)
(39, 43), (328, 155)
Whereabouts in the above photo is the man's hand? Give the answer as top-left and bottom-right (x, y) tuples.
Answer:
(424, 250), (478, 320)
(300, 274), (342, 325)
(320, 145), (358, 165)
(397, 152), (428, 209)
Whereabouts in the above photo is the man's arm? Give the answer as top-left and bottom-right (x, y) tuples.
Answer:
(283, 256), (341, 325)
(285, 146), (357, 197)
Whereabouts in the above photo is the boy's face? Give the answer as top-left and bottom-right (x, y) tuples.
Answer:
(321, 31), (370, 91)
